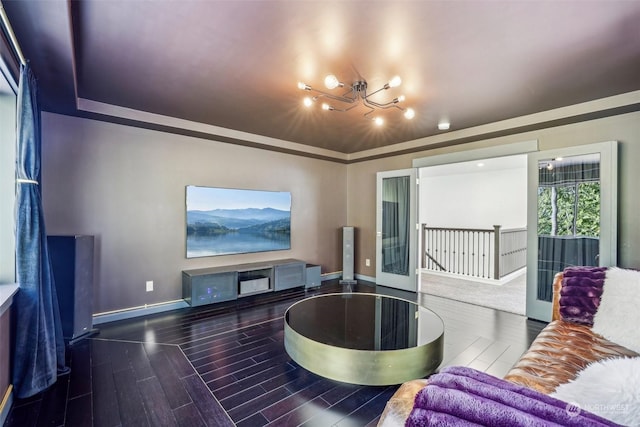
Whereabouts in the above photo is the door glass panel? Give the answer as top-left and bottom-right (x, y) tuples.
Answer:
(376, 168), (418, 292)
(536, 154), (600, 301)
(381, 176), (410, 276)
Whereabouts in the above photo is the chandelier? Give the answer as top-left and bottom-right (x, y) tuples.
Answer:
(297, 74), (415, 126)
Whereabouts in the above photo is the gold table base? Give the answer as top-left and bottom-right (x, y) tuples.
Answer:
(284, 293), (444, 386)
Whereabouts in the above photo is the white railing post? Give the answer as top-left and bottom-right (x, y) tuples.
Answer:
(493, 225), (501, 280)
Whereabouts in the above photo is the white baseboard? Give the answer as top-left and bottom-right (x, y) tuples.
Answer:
(355, 273), (376, 283)
(323, 272), (376, 283)
(421, 266), (526, 286)
(93, 274), (343, 325)
(321, 272), (341, 281)
(92, 300), (189, 325)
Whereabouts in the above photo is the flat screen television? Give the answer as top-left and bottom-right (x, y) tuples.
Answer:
(186, 185), (291, 258)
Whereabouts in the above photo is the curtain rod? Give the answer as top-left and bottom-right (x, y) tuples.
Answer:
(0, 4), (26, 66)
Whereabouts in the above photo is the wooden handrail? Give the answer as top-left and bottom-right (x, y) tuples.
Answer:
(424, 251), (446, 271)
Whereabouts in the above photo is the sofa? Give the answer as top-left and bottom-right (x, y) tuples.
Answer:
(377, 266), (640, 426)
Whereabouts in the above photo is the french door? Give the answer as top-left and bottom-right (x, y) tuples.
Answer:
(526, 141), (617, 321)
(376, 169), (419, 292)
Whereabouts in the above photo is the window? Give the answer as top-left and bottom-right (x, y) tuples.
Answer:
(0, 62), (16, 284)
(537, 157), (601, 238)
(537, 182), (600, 237)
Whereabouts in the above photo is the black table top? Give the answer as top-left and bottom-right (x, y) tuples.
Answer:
(285, 292), (444, 352)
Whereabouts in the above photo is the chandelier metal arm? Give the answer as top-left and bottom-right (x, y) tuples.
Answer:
(362, 97), (405, 111)
(362, 104), (377, 120)
(364, 86), (387, 98)
(308, 88), (357, 104)
(328, 103), (361, 113)
(340, 86), (359, 100)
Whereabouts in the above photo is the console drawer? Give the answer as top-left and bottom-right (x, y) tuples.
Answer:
(183, 271), (237, 306)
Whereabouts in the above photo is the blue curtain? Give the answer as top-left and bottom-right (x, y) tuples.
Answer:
(12, 63), (68, 398)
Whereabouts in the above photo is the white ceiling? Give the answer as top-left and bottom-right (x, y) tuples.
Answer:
(3, 0), (640, 161)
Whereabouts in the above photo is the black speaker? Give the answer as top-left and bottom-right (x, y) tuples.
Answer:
(47, 235), (96, 344)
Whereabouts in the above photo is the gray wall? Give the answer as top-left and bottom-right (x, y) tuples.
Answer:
(42, 113), (347, 314)
(41, 110), (640, 314)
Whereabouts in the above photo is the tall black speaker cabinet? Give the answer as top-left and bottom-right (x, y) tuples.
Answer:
(47, 235), (97, 344)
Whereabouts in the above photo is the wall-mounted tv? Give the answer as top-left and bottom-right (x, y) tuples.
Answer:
(186, 186), (291, 258)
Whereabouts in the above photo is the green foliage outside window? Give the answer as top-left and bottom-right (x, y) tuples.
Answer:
(537, 182), (600, 237)
(576, 182), (600, 236)
(537, 188), (553, 235)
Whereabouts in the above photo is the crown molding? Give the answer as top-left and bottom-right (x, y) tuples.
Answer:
(75, 90), (640, 165)
(76, 98), (350, 163)
(347, 90), (640, 162)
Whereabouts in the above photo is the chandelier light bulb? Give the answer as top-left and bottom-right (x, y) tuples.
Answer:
(303, 97), (313, 107)
(394, 95), (406, 103)
(298, 82), (310, 90)
(374, 117), (384, 126)
(322, 103), (332, 111)
(388, 75), (402, 88)
(324, 74), (340, 90)
(404, 108), (415, 119)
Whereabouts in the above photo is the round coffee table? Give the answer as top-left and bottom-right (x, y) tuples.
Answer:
(284, 293), (444, 385)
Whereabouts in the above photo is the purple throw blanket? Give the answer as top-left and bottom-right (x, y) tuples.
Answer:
(559, 266), (607, 326)
(407, 366), (620, 426)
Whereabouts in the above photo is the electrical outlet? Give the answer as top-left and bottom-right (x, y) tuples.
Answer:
(365, 258), (370, 267)
(146, 280), (154, 292)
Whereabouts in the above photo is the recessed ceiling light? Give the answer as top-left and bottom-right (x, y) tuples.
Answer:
(438, 121), (450, 130)
(477, 163), (484, 167)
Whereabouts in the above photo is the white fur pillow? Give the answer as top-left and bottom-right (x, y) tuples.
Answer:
(592, 267), (640, 353)
(551, 357), (640, 426)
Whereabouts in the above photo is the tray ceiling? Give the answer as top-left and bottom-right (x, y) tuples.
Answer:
(3, 1), (640, 160)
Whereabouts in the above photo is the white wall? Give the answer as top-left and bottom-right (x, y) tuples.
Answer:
(419, 165), (527, 230)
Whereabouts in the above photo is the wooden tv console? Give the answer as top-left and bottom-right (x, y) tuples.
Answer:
(182, 258), (306, 307)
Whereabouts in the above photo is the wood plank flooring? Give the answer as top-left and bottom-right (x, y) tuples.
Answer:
(3, 280), (547, 427)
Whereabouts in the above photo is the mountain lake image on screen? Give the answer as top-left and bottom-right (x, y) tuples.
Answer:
(186, 186), (292, 258)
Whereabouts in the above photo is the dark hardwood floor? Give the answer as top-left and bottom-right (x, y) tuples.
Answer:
(3, 280), (547, 427)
